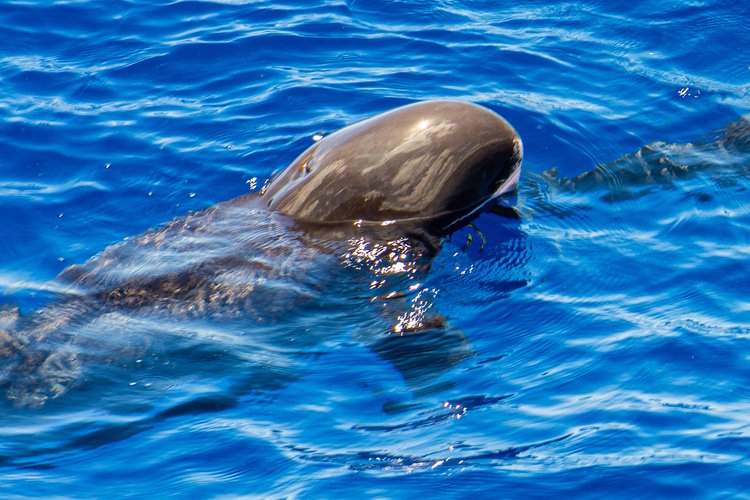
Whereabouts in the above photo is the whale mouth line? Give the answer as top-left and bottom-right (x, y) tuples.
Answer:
(284, 185), (519, 231)
(453, 166), (522, 223)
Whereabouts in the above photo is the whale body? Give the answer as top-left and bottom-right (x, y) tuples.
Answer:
(0, 100), (523, 407)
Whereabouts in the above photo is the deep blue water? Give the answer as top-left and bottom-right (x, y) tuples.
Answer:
(1, 0), (750, 497)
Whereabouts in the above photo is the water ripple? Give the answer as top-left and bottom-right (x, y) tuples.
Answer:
(1, 0), (749, 496)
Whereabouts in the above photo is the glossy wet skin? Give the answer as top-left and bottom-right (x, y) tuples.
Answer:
(1, 100), (523, 407)
(261, 100), (523, 231)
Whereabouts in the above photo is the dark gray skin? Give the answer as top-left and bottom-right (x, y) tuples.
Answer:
(261, 100), (522, 231)
(0, 100), (524, 407)
(543, 115), (750, 199)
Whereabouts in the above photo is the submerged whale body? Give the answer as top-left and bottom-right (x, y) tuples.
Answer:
(0, 100), (523, 407)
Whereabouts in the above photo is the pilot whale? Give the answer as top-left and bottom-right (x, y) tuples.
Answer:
(0, 100), (523, 407)
(4, 98), (745, 409)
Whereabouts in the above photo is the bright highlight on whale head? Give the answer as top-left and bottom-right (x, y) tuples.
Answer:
(261, 100), (523, 233)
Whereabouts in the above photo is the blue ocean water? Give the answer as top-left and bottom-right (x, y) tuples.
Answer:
(1, 0), (750, 497)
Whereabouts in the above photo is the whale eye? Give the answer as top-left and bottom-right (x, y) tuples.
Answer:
(302, 161), (312, 175)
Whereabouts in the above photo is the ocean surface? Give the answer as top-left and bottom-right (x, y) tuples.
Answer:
(1, 0), (749, 497)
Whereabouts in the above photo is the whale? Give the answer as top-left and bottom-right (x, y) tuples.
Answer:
(543, 114), (750, 199)
(0, 100), (523, 407)
(3, 98), (745, 410)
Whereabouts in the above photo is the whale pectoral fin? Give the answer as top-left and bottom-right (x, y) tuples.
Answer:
(371, 321), (472, 393)
(365, 290), (473, 391)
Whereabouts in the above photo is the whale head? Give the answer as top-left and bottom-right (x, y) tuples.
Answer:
(261, 100), (522, 234)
